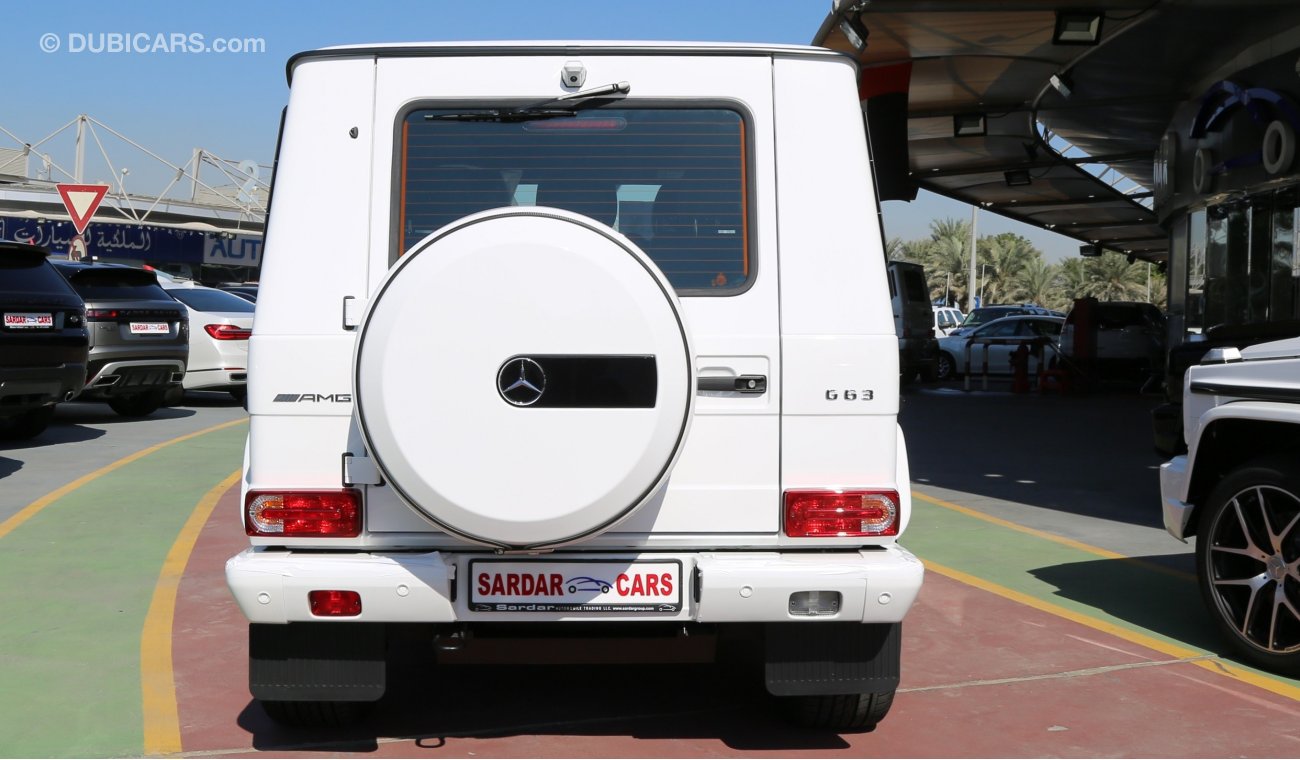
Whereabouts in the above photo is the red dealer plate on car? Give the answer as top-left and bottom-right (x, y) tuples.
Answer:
(469, 559), (683, 613)
(4, 313), (53, 329)
(129, 322), (169, 335)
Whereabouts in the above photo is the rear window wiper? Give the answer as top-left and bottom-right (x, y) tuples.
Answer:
(426, 81), (631, 123)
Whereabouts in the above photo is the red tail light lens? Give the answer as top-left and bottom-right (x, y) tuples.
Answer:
(85, 309), (120, 321)
(245, 490), (361, 537)
(205, 323), (252, 340)
(784, 490), (899, 537)
(309, 590), (362, 617)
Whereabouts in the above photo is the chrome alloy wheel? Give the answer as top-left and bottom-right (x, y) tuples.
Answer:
(1204, 484), (1300, 656)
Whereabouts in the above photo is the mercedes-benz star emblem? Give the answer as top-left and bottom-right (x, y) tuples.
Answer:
(498, 357), (546, 406)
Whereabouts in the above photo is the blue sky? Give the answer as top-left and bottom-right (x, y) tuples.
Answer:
(0, 0), (1079, 261)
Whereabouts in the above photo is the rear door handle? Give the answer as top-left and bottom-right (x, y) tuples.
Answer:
(697, 374), (767, 394)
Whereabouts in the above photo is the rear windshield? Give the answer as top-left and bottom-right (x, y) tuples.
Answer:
(901, 268), (928, 302)
(167, 288), (255, 313)
(58, 270), (172, 301)
(0, 258), (75, 295)
(399, 107), (750, 293)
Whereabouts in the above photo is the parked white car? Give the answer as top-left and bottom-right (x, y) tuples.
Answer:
(163, 282), (252, 401)
(1161, 338), (1300, 675)
(228, 41), (923, 732)
(936, 315), (1064, 380)
(933, 306), (964, 336)
(1060, 299), (1165, 387)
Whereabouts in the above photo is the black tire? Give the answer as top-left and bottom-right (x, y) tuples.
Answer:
(107, 390), (165, 418)
(0, 405), (55, 440)
(785, 690), (895, 732)
(1196, 454), (1300, 675)
(229, 387), (248, 403)
(918, 364), (938, 383)
(259, 699), (374, 728)
(936, 352), (958, 381)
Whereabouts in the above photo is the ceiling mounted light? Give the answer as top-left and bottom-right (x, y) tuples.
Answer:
(1004, 169), (1032, 187)
(1054, 11), (1103, 45)
(1049, 73), (1073, 98)
(953, 113), (987, 137)
(838, 13), (870, 52)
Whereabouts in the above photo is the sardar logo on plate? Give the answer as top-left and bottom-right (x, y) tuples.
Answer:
(497, 357), (546, 406)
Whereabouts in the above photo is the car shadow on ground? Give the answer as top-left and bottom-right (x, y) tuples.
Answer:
(1028, 554), (1290, 677)
(236, 660), (856, 753)
(0, 421), (106, 454)
(900, 382), (1166, 529)
(175, 390), (246, 408)
(53, 402), (197, 425)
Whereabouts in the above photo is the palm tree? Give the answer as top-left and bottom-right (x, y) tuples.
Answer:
(921, 218), (971, 306)
(1018, 258), (1057, 308)
(981, 233), (1038, 304)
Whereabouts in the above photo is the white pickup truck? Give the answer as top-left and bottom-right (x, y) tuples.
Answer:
(1160, 338), (1300, 674)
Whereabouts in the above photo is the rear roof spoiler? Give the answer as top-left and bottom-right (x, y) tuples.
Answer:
(64, 266), (159, 287)
(0, 240), (52, 264)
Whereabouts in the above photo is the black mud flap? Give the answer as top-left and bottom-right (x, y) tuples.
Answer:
(764, 622), (901, 696)
(249, 623), (387, 702)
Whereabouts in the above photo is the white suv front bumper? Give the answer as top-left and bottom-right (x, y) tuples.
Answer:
(226, 545), (924, 624)
(1160, 455), (1194, 541)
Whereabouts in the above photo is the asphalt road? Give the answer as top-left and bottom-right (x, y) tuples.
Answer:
(3, 384), (1299, 757)
(0, 392), (248, 521)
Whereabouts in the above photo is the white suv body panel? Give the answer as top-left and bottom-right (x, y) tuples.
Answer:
(235, 43), (916, 627)
(1160, 347), (1300, 540)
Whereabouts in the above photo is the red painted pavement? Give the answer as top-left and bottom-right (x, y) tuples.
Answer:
(174, 485), (1300, 757)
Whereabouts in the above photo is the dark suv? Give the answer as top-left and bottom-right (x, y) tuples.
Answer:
(51, 261), (188, 417)
(0, 242), (89, 439)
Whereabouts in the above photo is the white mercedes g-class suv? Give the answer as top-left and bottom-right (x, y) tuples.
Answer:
(228, 42), (923, 731)
(1161, 338), (1300, 674)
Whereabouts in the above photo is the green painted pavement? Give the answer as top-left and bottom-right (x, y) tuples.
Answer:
(0, 423), (245, 759)
(905, 489), (1300, 690)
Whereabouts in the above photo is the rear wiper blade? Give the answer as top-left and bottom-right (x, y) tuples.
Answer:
(425, 81), (631, 123)
(426, 108), (577, 123)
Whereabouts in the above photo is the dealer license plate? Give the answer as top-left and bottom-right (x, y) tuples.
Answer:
(4, 312), (53, 329)
(129, 322), (169, 335)
(469, 559), (683, 613)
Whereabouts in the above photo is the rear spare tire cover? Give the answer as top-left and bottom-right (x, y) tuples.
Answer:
(356, 209), (693, 548)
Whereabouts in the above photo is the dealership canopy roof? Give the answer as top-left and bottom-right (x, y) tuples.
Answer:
(813, 0), (1300, 262)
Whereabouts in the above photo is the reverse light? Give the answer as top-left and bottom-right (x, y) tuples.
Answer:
(245, 489), (361, 537)
(309, 590), (362, 617)
(204, 323), (252, 340)
(784, 489), (899, 537)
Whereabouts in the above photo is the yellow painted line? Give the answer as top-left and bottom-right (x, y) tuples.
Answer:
(141, 468), (242, 757)
(925, 559), (1300, 702)
(913, 488), (1196, 581)
(0, 418), (246, 541)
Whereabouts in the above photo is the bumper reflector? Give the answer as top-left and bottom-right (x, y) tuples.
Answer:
(309, 590), (362, 617)
(784, 489), (899, 537)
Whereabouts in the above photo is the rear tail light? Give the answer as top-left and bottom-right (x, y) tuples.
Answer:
(204, 324), (252, 340)
(245, 489), (361, 537)
(309, 590), (362, 617)
(784, 489), (899, 537)
(85, 309), (119, 321)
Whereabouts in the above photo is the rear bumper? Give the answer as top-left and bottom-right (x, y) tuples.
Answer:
(227, 545), (924, 625)
(1160, 455), (1194, 541)
(80, 359), (185, 398)
(0, 363), (86, 413)
(182, 367), (248, 392)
